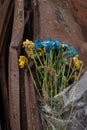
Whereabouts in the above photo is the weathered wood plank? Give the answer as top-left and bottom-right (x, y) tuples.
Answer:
(24, 69), (42, 130)
(8, 0), (24, 130)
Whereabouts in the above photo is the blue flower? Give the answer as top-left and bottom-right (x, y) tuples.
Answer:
(34, 38), (52, 49)
(63, 43), (73, 51)
(52, 40), (61, 48)
(65, 49), (78, 56)
(45, 40), (61, 52)
(34, 40), (43, 49)
(34, 39), (77, 56)
(34, 39), (62, 52)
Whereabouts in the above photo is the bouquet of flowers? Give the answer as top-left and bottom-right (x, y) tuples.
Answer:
(19, 38), (83, 129)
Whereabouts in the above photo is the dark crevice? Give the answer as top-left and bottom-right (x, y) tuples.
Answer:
(23, 0), (34, 41)
(20, 1), (34, 130)
(20, 70), (27, 130)
(23, 10), (34, 41)
(20, 1), (41, 130)
(0, 0), (5, 5)
(5, 3), (14, 91)
(24, 0), (32, 11)
(0, 83), (5, 130)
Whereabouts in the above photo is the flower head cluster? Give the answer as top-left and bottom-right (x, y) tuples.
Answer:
(23, 39), (34, 58)
(23, 39), (34, 47)
(19, 56), (28, 68)
(73, 55), (82, 70)
(21, 38), (79, 59)
(34, 39), (78, 56)
(19, 38), (83, 70)
(34, 38), (62, 52)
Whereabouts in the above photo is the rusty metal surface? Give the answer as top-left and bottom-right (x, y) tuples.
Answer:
(37, 0), (87, 70)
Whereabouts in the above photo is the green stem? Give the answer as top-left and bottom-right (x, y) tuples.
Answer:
(33, 55), (44, 79)
(67, 67), (76, 83)
(76, 62), (83, 81)
(26, 63), (42, 98)
(34, 49), (43, 66)
(67, 58), (72, 78)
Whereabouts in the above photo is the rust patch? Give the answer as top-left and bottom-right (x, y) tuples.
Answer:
(38, 0), (87, 70)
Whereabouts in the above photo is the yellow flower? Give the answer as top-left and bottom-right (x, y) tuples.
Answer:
(26, 49), (33, 58)
(18, 56), (28, 68)
(72, 71), (78, 80)
(37, 48), (45, 56)
(22, 39), (34, 58)
(73, 55), (79, 63)
(23, 39), (34, 48)
(73, 55), (83, 69)
(74, 60), (82, 70)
